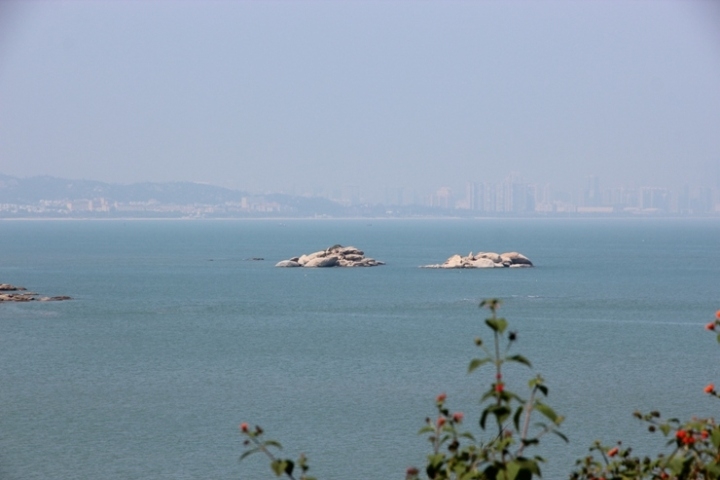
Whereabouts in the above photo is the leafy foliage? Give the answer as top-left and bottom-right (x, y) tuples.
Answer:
(238, 304), (720, 480)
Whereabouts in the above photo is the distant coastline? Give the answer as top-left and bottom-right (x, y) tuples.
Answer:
(1, 174), (719, 219)
(2, 215), (719, 222)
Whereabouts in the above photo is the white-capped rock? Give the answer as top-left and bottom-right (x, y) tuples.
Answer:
(277, 245), (384, 268)
(422, 251), (533, 269)
(304, 255), (340, 268)
(275, 260), (301, 268)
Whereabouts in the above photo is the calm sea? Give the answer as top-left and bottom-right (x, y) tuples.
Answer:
(1, 219), (719, 479)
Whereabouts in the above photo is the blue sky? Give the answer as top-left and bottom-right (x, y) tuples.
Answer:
(1, 1), (718, 196)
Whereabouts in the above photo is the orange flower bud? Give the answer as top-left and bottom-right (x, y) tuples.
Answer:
(452, 412), (464, 423)
(240, 422), (249, 433)
(705, 384), (715, 394)
(436, 392), (447, 403)
(706, 322), (716, 331)
(437, 417), (446, 428)
(607, 446), (619, 457)
(495, 383), (504, 393)
(701, 430), (709, 439)
(716, 310), (720, 320)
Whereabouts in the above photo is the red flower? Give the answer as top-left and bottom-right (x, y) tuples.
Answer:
(716, 310), (720, 320)
(406, 466), (419, 476)
(437, 417), (446, 428)
(706, 322), (716, 331)
(607, 446), (619, 457)
(676, 429), (687, 440)
(436, 392), (447, 403)
(495, 383), (504, 393)
(496, 373), (502, 380)
(452, 412), (464, 423)
(705, 384), (715, 394)
(683, 435), (695, 445)
(701, 430), (710, 439)
(240, 422), (249, 433)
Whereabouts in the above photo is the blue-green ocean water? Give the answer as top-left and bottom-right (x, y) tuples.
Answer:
(1, 218), (719, 479)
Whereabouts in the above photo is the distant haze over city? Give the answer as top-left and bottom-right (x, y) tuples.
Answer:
(1, 174), (718, 218)
(1, 1), (719, 195)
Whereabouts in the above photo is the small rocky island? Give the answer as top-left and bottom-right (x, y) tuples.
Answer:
(0, 283), (72, 302)
(276, 245), (385, 268)
(422, 251), (533, 269)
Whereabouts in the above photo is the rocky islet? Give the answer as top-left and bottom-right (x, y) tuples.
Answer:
(0, 283), (72, 302)
(275, 245), (533, 269)
(421, 251), (533, 269)
(2, 249), (531, 302)
(275, 244), (385, 268)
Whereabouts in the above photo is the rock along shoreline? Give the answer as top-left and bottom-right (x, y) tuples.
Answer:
(0, 283), (72, 302)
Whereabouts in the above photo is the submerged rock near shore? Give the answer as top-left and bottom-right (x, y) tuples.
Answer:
(0, 283), (72, 302)
(276, 245), (385, 268)
(421, 251), (533, 269)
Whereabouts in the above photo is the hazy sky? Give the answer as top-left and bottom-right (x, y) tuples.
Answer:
(1, 1), (719, 195)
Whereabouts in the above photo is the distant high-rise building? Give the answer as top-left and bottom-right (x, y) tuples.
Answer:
(432, 187), (453, 209)
(640, 187), (671, 211)
(584, 175), (601, 207)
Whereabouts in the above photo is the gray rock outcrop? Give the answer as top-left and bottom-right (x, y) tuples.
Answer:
(422, 251), (533, 269)
(276, 245), (385, 268)
(0, 283), (72, 302)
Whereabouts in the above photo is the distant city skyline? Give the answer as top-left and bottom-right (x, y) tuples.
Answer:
(2, 173), (718, 218)
(1, 1), (719, 194)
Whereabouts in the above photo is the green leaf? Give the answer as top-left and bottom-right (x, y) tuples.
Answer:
(480, 390), (496, 402)
(468, 357), (492, 373)
(534, 402), (558, 423)
(483, 464), (500, 479)
(518, 458), (542, 476)
(480, 409), (490, 430)
(506, 460), (521, 480)
(552, 429), (569, 443)
(491, 404), (512, 425)
(707, 462), (720, 477)
(284, 459), (294, 476)
(716, 332), (720, 344)
(427, 453), (445, 469)
(263, 440), (283, 450)
(239, 447), (260, 461)
(712, 427), (720, 448)
(271, 459), (286, 477)
(486, 317), (508, 334)
(667, 456), (690, 476)
(659, 424), (672, 436)
(513, 405), (524, 431)
(507, 354), (532, 368)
